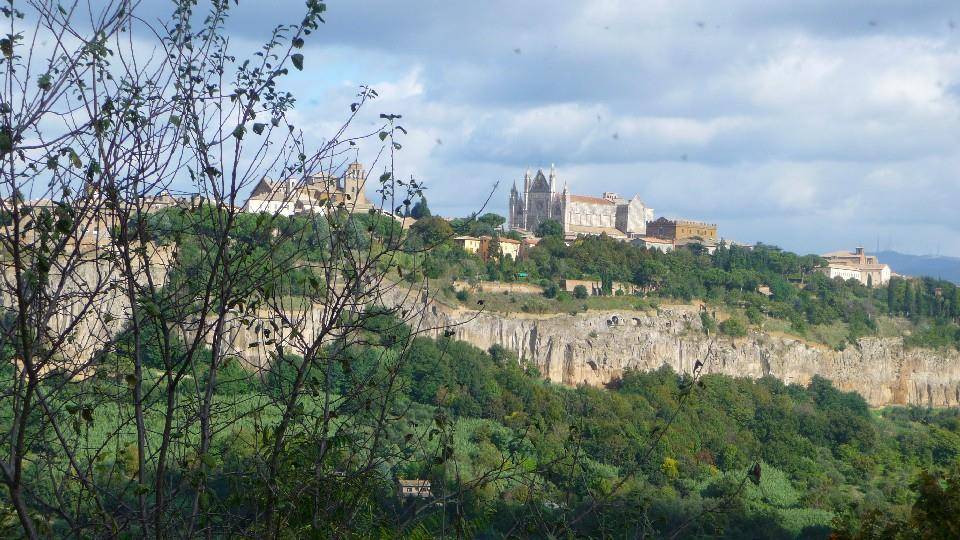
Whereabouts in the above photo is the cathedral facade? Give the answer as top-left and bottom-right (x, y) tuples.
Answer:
(508, 166), (653, 240)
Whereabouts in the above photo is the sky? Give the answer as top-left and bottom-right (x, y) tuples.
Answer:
(144, 0), (960, 257)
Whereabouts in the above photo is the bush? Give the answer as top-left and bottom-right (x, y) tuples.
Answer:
(455, 289), (470, 302)
(745, 306), (763, 325)
(719, 317), (747, 337)
(543, 282), (559, 299)
(573, 284), (589, 299)
(700, 311), (717, 334)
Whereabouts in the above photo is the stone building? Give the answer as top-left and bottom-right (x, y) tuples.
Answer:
(452, 235), (521, 260)
(632, 236), (674, 253)
(396, 479), (432, 499)
(645, 217), (718, 243)
(508, 166), (653, 240)
(244, 162), (371, 215)
(820, 247), (891, 287)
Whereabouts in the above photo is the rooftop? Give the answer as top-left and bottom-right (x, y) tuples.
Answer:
(567, 224), (628, 238)
(398, 479), (431, 487)
(569, 194), (616, 205)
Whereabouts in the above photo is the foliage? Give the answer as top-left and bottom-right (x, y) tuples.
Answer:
(535, 219), (564, 238)
(573, 284), (589, 299)
(720, 317), (748, 337)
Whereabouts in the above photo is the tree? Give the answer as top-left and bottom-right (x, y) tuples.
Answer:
(0, 2), (484, 537)
(574, 284), (589, 299)
(478, 212), (506, 229)
(410, 216), (455, 246)
(488, 235), (502, 260)
(535, 219), (564, 238)
(719, 317), (748, 337)
(410, 196), (432, 219)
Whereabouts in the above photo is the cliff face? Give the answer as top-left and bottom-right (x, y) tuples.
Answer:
(411, 299), (960, 407)
(1, 244), (172, 374)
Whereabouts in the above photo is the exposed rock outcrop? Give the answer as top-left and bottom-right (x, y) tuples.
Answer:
(411, 298), (960, 408)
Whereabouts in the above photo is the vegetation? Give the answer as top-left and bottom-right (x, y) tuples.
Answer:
(1, 1), (958, 538)
(408, 229), (959, 350)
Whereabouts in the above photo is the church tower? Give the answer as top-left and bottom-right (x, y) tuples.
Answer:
(344, 162), (365, 204)
(508, 181), (519, 230)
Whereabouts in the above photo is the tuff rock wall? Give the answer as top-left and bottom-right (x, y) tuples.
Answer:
(410, 297), (960, 408)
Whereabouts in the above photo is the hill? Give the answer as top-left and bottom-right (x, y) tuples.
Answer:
(878, 250), (960, 284)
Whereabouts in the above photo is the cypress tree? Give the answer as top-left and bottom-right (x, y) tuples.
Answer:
(904, 281), (914, 318)
(886, 279), (897, 314)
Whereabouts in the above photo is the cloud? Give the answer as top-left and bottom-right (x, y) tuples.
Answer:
(131, 0), (960, 256)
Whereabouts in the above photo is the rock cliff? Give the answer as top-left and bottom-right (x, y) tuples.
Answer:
(410, 297), (960, 407)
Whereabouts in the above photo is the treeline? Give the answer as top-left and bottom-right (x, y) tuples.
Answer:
(400, 217), (960, 349)
(139, 206), (959, 352)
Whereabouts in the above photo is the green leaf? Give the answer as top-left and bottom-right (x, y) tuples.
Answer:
(0, 38), (12, 59)
(168, 115), (181, 127)
(125, 374), (137, 389)
(232, 125), (245, 140)
(379, 131), (388, 141)
(69, 150), (82, 168)
(291, 53), (304, 71)
(37, 73), (52, 91)
(292, 37), (304, 49)
(252, 123), (265, 135)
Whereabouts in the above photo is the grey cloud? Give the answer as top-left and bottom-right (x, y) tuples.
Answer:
(132, 1), (960, 256)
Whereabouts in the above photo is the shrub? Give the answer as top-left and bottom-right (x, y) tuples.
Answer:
(700, 311), (717, 334)
(455, 289), (470, 302)
(719, 317), (747, 337)
(573, 284), (589, 299)
(543, 282), (559, 299)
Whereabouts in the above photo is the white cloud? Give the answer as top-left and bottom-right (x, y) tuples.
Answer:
(217, 0), (960, 256)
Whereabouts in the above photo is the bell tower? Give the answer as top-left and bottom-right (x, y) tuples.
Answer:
(344, 162), (365, 203)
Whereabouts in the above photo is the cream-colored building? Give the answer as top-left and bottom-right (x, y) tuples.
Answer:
(632, 236), (674, 253)
(820, 247), (891, 287)
(497, 237), (521, 260)
(453, 235), (520, 260)
(453, 236), (482, 254)
(244, 162), (371, 215)
(397, 479), (431, 499)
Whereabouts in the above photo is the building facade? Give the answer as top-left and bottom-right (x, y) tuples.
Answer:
(645, 217), (718, 243)
(820, 247), (891, 287)
(453, 235), (521, 260)
(244, 162), (371, 215)
(632, 236), (675, 253)
(508, 166), (653, 240)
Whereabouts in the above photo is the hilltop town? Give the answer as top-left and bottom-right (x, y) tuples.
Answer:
(238, 162), (897, 288)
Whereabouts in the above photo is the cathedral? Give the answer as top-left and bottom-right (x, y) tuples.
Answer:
(508, 166), (653, 240)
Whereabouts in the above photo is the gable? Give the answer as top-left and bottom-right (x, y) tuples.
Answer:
(249, 178), (279, 199)
(530, 170), (551, 191)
